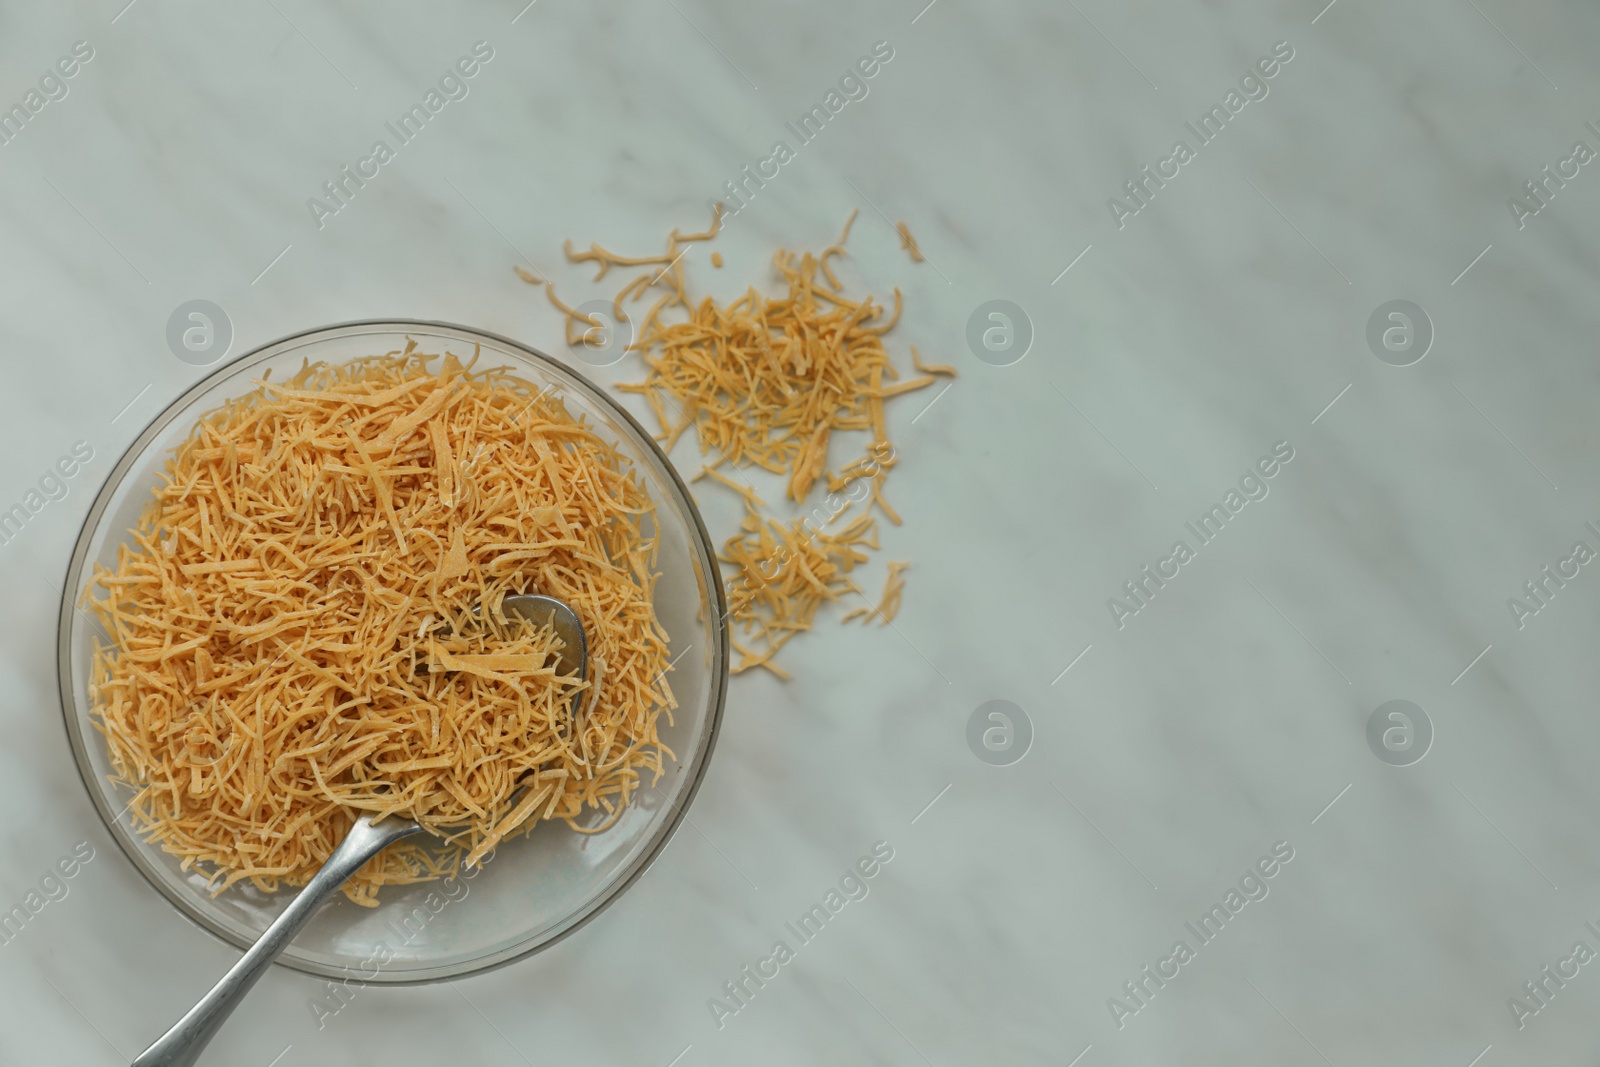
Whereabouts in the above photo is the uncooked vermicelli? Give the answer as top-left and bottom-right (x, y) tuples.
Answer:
(86, 348), (674, 905)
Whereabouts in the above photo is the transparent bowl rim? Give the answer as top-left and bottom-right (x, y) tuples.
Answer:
(54, 319), (730, 983)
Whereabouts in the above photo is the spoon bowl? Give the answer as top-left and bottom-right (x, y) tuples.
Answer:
(501, 593), (587, 682)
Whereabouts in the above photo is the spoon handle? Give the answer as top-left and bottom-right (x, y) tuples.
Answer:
(131, 814), (423, 1067)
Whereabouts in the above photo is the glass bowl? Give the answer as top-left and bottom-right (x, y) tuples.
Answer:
(56, 321), (728, 982)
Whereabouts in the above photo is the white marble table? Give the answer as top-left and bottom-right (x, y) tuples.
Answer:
(3, 0), (1599, 1063)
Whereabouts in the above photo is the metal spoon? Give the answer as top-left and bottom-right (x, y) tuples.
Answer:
(131, 594), (586, 1067)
